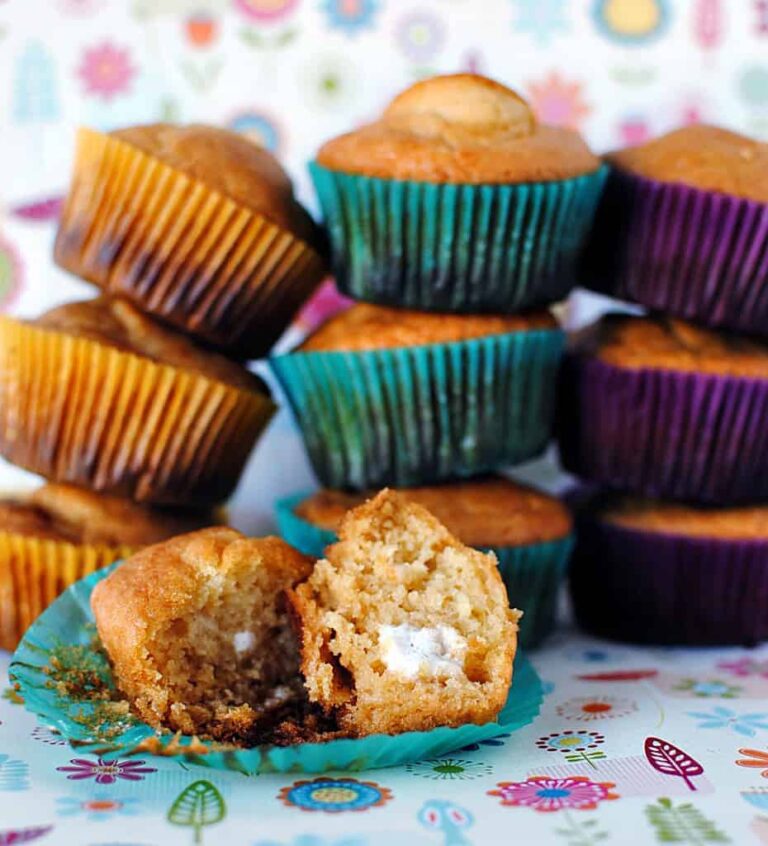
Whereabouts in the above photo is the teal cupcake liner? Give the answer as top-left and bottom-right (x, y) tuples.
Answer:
(309, 162), (607, 312)
(10, 562), (543, 775)
(270, 328), (564, 489)
(275, 492), (573, 648)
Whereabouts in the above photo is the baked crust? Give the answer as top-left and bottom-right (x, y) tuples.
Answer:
(607, 125), (768, 204)
(299, 303), (557, 352)
(316, 74), (600, 183)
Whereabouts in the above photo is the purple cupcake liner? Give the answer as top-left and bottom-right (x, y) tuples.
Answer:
(570, 509), (768, 646)
(581, 167), (768, 335)
(557, 353), (768, 503)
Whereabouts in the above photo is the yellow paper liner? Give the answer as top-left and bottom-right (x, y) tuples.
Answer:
(0, 532), (132, 651)
(0, 317), (275, 506)
(54, 128), (326, 358)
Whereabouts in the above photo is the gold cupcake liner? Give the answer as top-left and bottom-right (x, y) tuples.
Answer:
(0, 317), (275, 506)
(54, 128), (326, 358)
(0, 532), (132, 652)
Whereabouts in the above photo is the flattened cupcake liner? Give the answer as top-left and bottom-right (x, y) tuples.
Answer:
(54, 129), (326, 359)
(275, 492), (572, 648)
(570, 509), (768, 646)
(10, 563), (544, 773)
(271, 329), (564, 489)
(581, 168), (768, 335)
(310, 162), (607, 313)
(0, 533), (130, 652)
(557, 353), (768, 503)
(0, 317), (275, 506)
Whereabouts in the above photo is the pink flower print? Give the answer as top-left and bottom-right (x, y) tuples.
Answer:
(718, 657), (768, 679)
(57, 757), (156, 784)
(527, 72), (591, 130)
(77, 42), (135, 101)
(489, 776), (618, 812)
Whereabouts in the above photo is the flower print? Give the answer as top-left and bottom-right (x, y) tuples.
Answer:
(406, 758), (492, 780)
(527, 71), (591, 129)
(718, 657), (768, 679)
(322, 0), (379, 34)
(674, 678), (741, 698)
(737, 747), (768, 777)
(233, 0), (299, 23)
(56, 794), (139, 820)
(687, 707), (768, 737)
(185, 12), (218, 48)
(228, 110), (282, 153)
(395, 12), (445, 62)
(536, 731), (606, 767)
(489, 776), (618, 812)
(57, 757), (156, 784)
(279, 778), (392, 812)
(743, 787), (768, 811)
(512, 0), (569, 46)
(77, 42), (135, 101)
(31, 725), (67, 746)
(556, 696), (637, 722)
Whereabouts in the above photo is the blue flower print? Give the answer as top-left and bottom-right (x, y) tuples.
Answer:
(688, 706), (768, 737)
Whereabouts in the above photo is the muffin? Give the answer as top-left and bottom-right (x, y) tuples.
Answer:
(0, 297), (275, 506)
(570, 490), (768, 646)
(287, 490), (520, 735)
(0, 483), (218, 651)
(581, 126), (768, 336)
(91, 528), (315, 744)
(276, 476), (573, 646)
(54, 124), (327, 358)
(311, 73), (606, 312)
(557, 314), (768, 503)
(270, 303), (564, 489)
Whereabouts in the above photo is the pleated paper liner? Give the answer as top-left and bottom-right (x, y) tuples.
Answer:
(0, 317), (275, 506)
(0, 533), (131, 652)
(557, 352), (768, 504)
(270, 328), (564, 489)
(580, 167), (768, 336)
(54, 128), (326, 359)
(275, 492), (572, 648)
(570, 503), (768, 646)
(310, 162), (607, 312)
(10, 562), (543, 774)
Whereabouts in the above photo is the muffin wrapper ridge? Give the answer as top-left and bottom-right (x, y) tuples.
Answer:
(0, 534), (131, 652)
(10, 562), (544, 774)
(275, 492), (572, 648)
(581, 167), (768, 335)
(54, 128), (326, 359)
(557, 353), (768, 503)
(570, 510), (768, 646)
(270, 329), (564, 489)
(310, 162), (607, 313)
(0, 317), (275, 506)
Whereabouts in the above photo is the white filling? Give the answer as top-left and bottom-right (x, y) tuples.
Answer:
(233, 630), (256, 654)
(378, 624), (467, 679)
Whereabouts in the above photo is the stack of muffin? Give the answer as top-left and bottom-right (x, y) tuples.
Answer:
(558, 125), (768, 646)
(0, 124), (327, 650)
(270, 73), (607, 647)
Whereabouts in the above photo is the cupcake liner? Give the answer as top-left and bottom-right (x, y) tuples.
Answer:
(581, 167), (768, 335)
(271, 329), (564, 489)
(0, 317), (275, 506)
(557, 352), (768, 503)
(570, 509), (768, 646)
(0, 533), (130, 652)
(275, 492), (573, 648)
(310, 162), (607, 312)
(54, 128), (326, 359)
(10, 562), (543, 774)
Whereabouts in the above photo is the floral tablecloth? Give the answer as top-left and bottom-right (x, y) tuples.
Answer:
(2, 633), (768, 845)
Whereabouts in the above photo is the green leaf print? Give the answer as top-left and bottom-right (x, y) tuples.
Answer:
(645, 798), (729, 843)
(167, 780), (226, 844)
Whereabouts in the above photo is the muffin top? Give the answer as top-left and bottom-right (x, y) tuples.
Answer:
(295, 476), (572, 547)
(597, 494), (768, 541)
(316, 74), (600, 184)
(36, 297), (266, 392)
(299, 303), (557, 352)
(607, 125), (768, 203)
(570, 313), (768, 378)
(113, 124), (324, 250)
(0, 484), (218, 547)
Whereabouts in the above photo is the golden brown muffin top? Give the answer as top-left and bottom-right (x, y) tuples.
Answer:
(113, 123), (324, 250)
(570, 314), (768, 378)
(316, 74), (600, 183)
(296, 477), (572, 547)
(599, 494), (768, 540)
(0, 484), (218, 547)
(299, 303), (557, 352)
(607, 125), (768, 203)
(36, 297), (265, 392)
